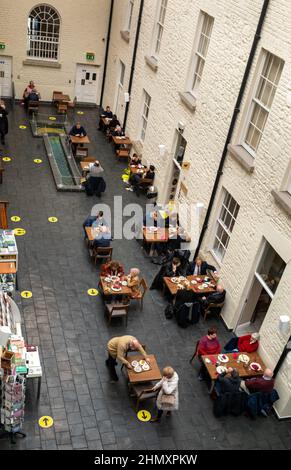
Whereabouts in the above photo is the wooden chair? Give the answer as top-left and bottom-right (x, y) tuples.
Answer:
(189, 340), (200, 364)
(203, 302), (225, 321)
(57, 102), (67, 114)
(129, 382), (159, 412)
(67, 96), (77, 110)
(116, 148), (130, 159)
(28, 101), (39, 115)
(131, 278), (148, 311)
(105, 302), (130, 326)
(76, 147), (89, 158)
(82, 156), (96, 162)
(92, 246), (113, 265)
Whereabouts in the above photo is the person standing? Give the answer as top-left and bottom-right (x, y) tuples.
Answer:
(0, 100), (8, 146)
(106, 335), (149, 382)
(150, 367), (179, 422)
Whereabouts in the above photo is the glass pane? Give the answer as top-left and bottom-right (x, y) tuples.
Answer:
(86, 72), (90, 80)
(257, 242), (286, 294)
(221, 229), (229, 248)
(92, 73), (97, 81)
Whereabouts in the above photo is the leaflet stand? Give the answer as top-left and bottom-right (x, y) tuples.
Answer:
(0, 427), (26, 445)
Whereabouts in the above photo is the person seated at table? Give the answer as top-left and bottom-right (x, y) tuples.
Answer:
(111, 124), (125, 137)
(92, 210), (107, 228)
(108, 114), (120, 131)
(197, 327), (221, 380)
(243, 368), (274, 394)
(201, 284), (226, 313)
(126, 165), (155, 193)
(216, 367), (242, 394)
(126, 268), (141, 298)
(101, 261), (124, 277)
(187, 256), (216, 276)
(86, 160), (104, 179)
(83, 213), (97, 237)
(27, 87), (41, 103)
(223, 332), (260, 354)
(23, 80), (35, 108)
(129, 153), (142, 166)
(150, 257), (182, 291)
(106, 335), (149, 382)
(92, 225), (112, 249)
(143, 210), (159, 228)
(69, 122), (87, 155)
(174, 284), (201, 327)
(98, 105), (113, 130)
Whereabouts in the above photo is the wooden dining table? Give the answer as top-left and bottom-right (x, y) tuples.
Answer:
(99, 276), (133, 297)
(202, 351), (266, 393)
(164, 274), (216, 297)
(112, 136), (132, 146)
(53, 92), (70, 103)
(70, 135), (90, 144)
(127, 354), (162, 384)
(0, 262), (17, 274)
(85, 226), (102, 242)
(129, 165), (146, 175)
(143, 227), (169, 256)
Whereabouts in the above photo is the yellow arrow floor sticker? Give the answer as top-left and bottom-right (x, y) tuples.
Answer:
(34, 159), (43, 164)
(13, 228), (26, 236)
(48, 217), (58, 223)
(19, 125), (27, 129)
(137, 410), (151, 422)
(77, 111), (84, 115)
(49, 116), (56, 121)
(87, 288), (99, 296)
(39, 416), (54, 429)
(11, 216), (21, 222)
(2, 157), (11, 162)
(21, 290), (32, 299)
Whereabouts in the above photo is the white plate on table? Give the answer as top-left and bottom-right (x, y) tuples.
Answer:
(148, 226), (158, 232)
(110, 276), (120, 281)
(250, 362), (261, 372)
(134, 365), (142, 373)
(191, 280), (197, 285)
(131, 360), (138, 367)
(202, 283), (208, 288)
(179, 276), (186, 281)
(238, 354), (249, 363)
(216, 366), (227, 374)
(121, 281), (128, 286)
(111, 286), (122, 292)
(218, 354), (229, 363)
(171, 277), (179, 283)
(104, 277), (112, 282)
(142, 363), (150, 371)
(198, 286), (205, 290)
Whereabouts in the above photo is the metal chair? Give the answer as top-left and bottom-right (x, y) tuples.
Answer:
(203, 302), (225, 320)
(105, 302), (130, 326)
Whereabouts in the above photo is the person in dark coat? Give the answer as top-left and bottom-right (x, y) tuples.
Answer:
(174, 285), (201, 327)
(150, 257), (182, 291)
(244, 369), (275, 394)
(0, 100), (8, 145)
(85, 176), (106, 197)
(216, 368), (242, 394)
(92, 226), (112, 249)
(98, 105), (113, 131)
(187, 256), (216, 276)
(201, 284), (226, 313)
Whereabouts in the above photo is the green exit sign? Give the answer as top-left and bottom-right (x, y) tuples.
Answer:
(0, 43), (5, 50)
(86, 52), (95, 61)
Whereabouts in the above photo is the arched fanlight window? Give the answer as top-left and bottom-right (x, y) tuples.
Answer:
(27, 5), (60, 60)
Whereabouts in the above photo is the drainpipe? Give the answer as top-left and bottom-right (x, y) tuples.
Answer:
(123, 0), (144, 131)
(194, 0), (270, 260)
(99, 0), (115, 108)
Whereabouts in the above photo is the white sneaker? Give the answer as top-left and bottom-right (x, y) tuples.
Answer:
(125, 187), (134, 191)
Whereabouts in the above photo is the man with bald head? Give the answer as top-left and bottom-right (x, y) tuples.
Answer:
(106, 335), (149, 382)
(201, 284), (226, 313)
(245, 368), (274, 394)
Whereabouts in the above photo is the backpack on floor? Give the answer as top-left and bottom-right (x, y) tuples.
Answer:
(165, 304), (174, 319)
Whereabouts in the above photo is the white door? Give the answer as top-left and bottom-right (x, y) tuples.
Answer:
(114, 61), (125, 121)
(75, 65), (99, 103)
(0, 56), (12, 98)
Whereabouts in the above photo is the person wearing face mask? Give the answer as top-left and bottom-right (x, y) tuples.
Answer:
(106, 335), (149, 382)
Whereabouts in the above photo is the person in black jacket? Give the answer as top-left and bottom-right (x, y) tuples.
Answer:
(150, 257), (182, 291)
(216, 368), (242, 394)
(0, 100), (8, 145)
(201, 284), (226, 312)
(126, 165), (155, 193)
(187, 257), (216, 276)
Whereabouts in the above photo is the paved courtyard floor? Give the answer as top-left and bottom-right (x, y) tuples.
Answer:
(0, 104), (290, 450)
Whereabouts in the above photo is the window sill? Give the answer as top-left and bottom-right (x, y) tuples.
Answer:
(179, 92), (196, 112)
(145, 55), (158, 72)
(120, 30), (130, 43)
(23, 59), (61, 68)
(227, 144), (255, 173)
(209, 249), (222, 268)
(271, 190), (291, 216)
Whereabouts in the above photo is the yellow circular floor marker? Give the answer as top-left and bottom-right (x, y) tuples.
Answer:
(2, 157), (11, 162)
(49, 116), (56, 121)
(39, 416), (54, 429)
(137, 410), (151, 422)
(34, 159), (43, 164)
(48, 217), (58, 223)
(77, 111), (84, 115)
(13, 228), (26, 236)
(11, 216), (21, 222)
(19, 125), (27, 129)
(21, 290), (32, 299)
(87, 288), (99, 296)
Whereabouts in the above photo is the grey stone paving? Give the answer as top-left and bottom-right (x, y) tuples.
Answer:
(0, 104), (290, 450)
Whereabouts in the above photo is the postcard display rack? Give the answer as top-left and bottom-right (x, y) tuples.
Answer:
(0, 230), (18, 296)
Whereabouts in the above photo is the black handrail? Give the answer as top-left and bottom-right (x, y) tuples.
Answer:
(99, 0), (115, 108)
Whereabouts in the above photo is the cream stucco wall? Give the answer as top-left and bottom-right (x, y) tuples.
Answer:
(0, 0), (110, 101)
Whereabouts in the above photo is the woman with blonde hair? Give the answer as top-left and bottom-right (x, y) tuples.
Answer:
(150, 366), (179, 422)
(127, 268), (141, 298)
